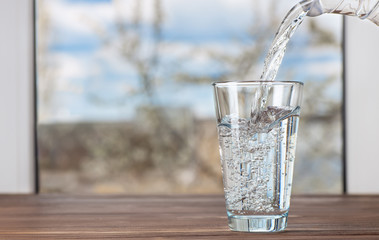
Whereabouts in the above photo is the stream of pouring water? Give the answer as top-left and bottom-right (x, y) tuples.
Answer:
(260, 0), (313, 81)
(254, 0), (379, 119)
(251, 0), (315, 120)
(260, 0), (379, 81)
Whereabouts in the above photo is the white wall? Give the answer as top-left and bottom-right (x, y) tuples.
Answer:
(345, 17), (379, 193)
(0, 0), (35, 193)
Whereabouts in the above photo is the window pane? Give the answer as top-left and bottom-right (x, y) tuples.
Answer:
(37, 0), (343, 194)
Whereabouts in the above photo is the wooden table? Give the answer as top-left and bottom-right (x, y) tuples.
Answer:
(0, 195), (378, 239)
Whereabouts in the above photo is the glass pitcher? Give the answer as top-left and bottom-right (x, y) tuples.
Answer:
(305, 0), (379, 25)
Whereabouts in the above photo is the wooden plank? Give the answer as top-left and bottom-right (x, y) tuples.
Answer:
(0, 195), (378, 239)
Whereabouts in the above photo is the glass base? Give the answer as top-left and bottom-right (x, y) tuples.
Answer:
(227, 212), (288, 232)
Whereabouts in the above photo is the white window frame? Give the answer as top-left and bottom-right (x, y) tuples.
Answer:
(0, 1), (377, 194)
(345, 16), (379, 194)
(0, 0), (36, 193)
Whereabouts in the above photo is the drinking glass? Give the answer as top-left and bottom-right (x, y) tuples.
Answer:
(213, 81), (303, 232)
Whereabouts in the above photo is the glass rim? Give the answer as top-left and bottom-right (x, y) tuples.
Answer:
(212, 80), (304, 87)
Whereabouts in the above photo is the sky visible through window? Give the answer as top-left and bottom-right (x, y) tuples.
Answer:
(37, 0), (343, 194)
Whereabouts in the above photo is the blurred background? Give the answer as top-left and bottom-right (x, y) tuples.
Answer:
(36, 0), (343, 194)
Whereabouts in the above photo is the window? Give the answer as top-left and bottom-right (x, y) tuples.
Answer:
(36, 0), (343, 194)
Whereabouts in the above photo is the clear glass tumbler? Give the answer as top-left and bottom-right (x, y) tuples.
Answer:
(213, 81), (303, 232)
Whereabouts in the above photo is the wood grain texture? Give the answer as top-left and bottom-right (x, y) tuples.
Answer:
(0, 195), (378, 239)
